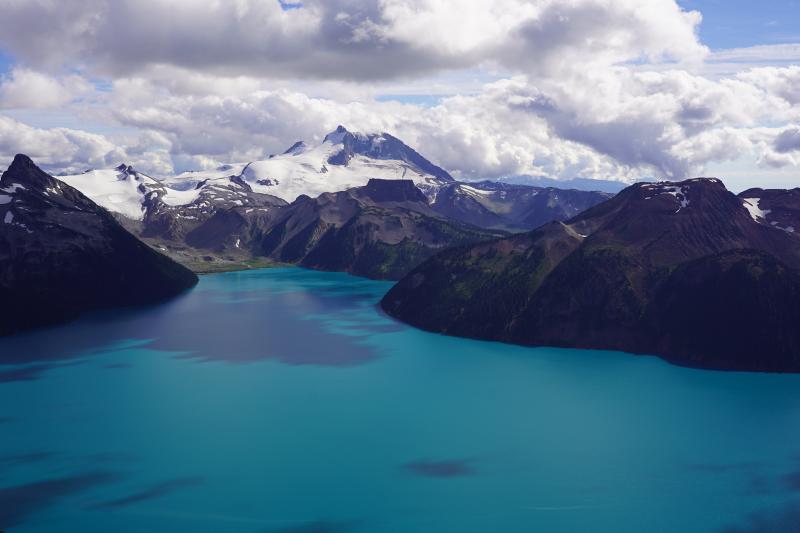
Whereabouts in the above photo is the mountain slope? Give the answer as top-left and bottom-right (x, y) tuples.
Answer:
(0, 155), (198, 336)
(431, 181), (610, 230)
(248, 179), (503, 279)
(738, 187), (800, 235)
(382, 178), (800, 372)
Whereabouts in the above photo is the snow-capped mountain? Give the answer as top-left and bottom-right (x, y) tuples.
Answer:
(59, 126), (454, 224)
(173, 125), (454, 203)
(49, 127), (609, 273)
(60, 162), (285, 242)
(59, 164), (165, 221)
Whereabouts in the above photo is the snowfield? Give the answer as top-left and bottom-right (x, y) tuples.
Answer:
(240, 140), (443, 202)
(60, 167), (159, 221)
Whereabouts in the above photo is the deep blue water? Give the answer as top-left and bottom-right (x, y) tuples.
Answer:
(2, 268), (800, 533)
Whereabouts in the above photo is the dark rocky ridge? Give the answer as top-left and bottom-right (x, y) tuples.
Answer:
(0, 155), (197, 336)
(382, 178), (800, 372)
(249, 179), (504, 279)
(431, 181), (610, 231)
(153, 176), (607, 274)
(738, 187), (800, 235)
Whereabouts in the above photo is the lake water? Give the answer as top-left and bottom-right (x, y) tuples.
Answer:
(2, 267), (800, 533)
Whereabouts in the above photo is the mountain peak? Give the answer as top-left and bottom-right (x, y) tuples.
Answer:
(1, 154), (55, 189)
(283, 141), (307, 155)
(323, 125), (351, 145)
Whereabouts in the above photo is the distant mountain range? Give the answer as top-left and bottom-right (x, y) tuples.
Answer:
(56, 126), (610, 275)
(505, 176), (630, 194)
(0, 155), (197, 336)
(432, 181), (610, 231)
(10, 127), (800, 372)
(382, 178), (800, 372)
(0, 128), (611, 333)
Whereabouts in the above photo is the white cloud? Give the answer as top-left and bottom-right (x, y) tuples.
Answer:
(0, 68), (94, 109)
(774, 127), (800, 154)
(737, 66), (800, 105)
(0, 0), (706, 81)
(0, 115), (126, 173)
(710, 44), (800, 65)
(0, 0), (796, 189)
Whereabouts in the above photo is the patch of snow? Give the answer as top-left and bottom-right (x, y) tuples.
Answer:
(4, 211), (13, 224)
(0, 195), (11, 205)
(1, 184), (25, 193)
(643, 184), (690, 212)
(742, 198), (771, 222)
(770, 221), (795, 233)
(458, 184), (493, 199)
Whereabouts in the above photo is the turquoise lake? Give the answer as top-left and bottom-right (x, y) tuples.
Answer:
(2, 267), (800, 532)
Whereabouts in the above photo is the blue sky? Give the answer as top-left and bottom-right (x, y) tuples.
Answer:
(678, 0), (800, 48)
(0, 51), (14, 77)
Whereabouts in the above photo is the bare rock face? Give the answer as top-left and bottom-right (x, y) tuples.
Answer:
(255, 179), (504, 280)
(382, 178), (800, 372)
(0, 155), (198, 336)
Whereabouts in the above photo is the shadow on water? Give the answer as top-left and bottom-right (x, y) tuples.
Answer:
(403, 459), (476, 478)
(0, 472), (119, 529)
(0, 445), (207, 528)
(719, 499), (800, 532)
(265, 520), (361, 533)
(0, 268), (398, 379)
(89, 477), (204, 510)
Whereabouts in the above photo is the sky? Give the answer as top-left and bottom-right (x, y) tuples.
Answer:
(0, 0), (797, 191)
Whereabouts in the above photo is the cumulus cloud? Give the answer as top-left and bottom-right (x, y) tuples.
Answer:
(2, 62), (799, 184)
(0, 68), (93, 109)
(93, 74), (637, 180)
(83, 64), (796, 182)
(0, 0), (796, 187)
(0, 115), (127, 173)
(775, 128), (800, 153)
(737, 66), (800, 106)
(0, 0), (706, 81)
